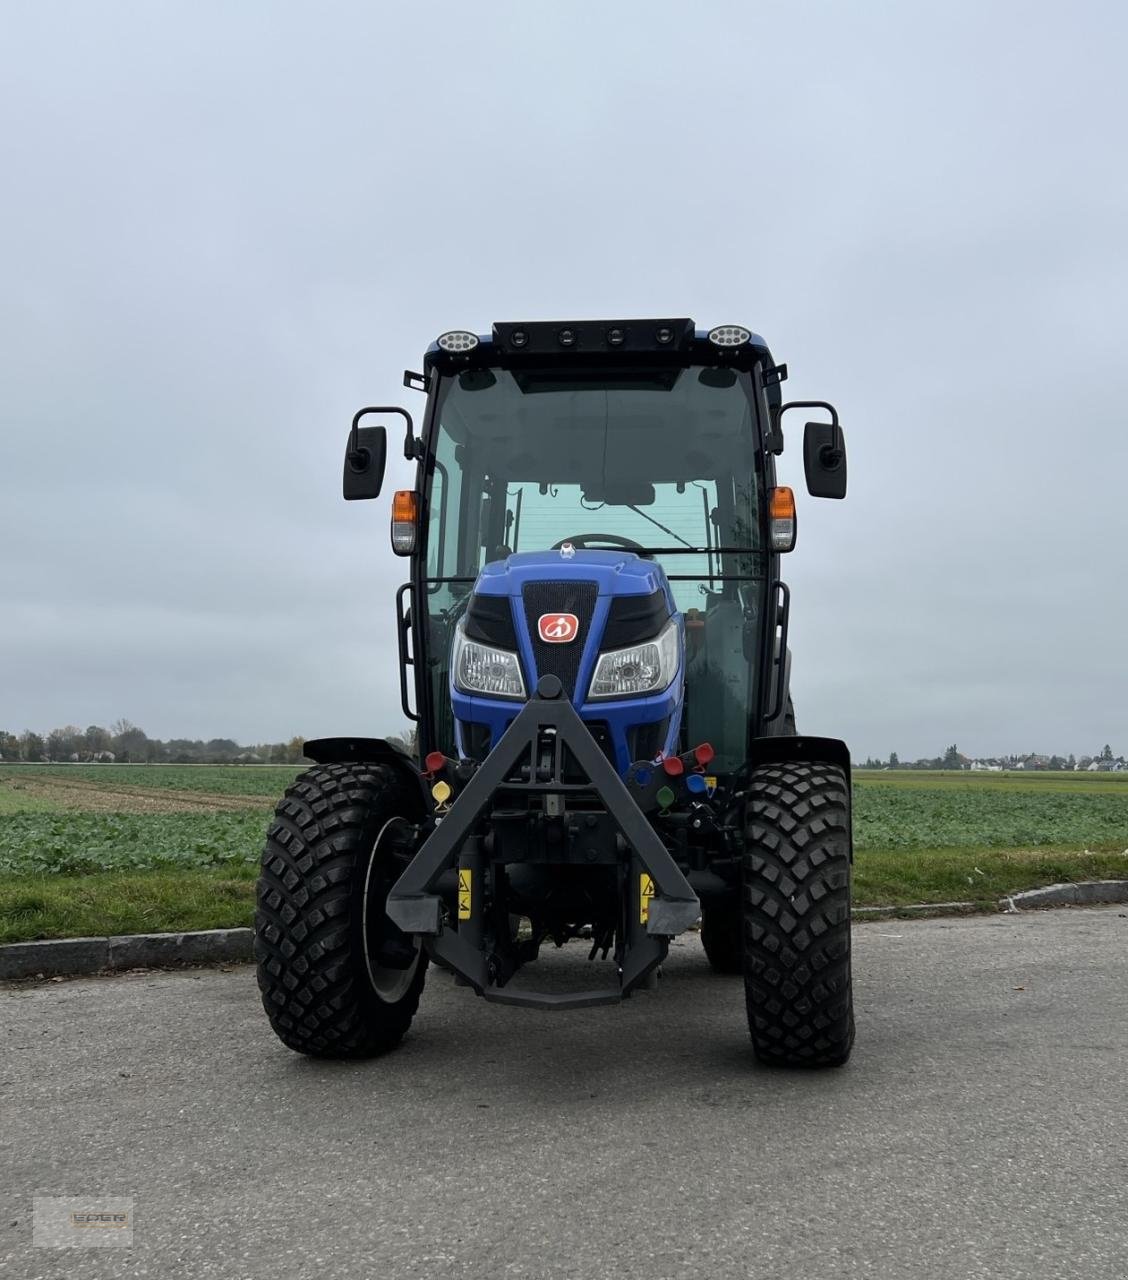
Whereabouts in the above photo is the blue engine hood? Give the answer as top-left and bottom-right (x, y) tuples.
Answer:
(473, 548), (673, 603)
(452, 549), (684, 774)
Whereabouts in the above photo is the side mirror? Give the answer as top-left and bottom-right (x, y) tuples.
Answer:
(803, 421), (847, 499)
(343, 425), (387, 500)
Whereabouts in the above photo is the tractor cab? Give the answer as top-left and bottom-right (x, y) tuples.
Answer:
(374, 320), (843, 775)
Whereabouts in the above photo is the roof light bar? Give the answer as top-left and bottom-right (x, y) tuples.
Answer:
(491, 319), (694, 355)
(436, 330), (480, 353)
(708, 324), (751, 348)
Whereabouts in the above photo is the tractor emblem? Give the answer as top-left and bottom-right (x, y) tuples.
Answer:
(538, 613), (579, 643)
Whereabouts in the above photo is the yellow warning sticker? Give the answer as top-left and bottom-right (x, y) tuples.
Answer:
(704, 775), (717, 795)
(457, 868), (472, 920)
(640, 873), (656, 924)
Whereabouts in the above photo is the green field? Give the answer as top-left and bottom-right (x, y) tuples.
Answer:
(0, 762), (303, 797)
(0, 764), (1125, 944)
(851, 768), (1128, 850)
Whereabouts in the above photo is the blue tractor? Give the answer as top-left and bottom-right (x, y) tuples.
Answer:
(256, 319), (854, 1067)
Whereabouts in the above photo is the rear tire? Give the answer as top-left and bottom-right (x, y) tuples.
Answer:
(702, 697), (798, 974)
(741, 761), (854, 1068)
(255, 762), (427, 1058)
(700, 900), (741, 974)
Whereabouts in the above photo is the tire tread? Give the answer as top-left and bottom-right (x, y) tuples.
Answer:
(254, 762), (425, 1058)
(742, 761), (854, 1068)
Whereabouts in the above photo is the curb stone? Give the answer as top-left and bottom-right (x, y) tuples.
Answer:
(3, 883), (1127, 980)
(0, 928), (253, 980)
(852, 901), (979, 919)
(999, 880), (1128, 913)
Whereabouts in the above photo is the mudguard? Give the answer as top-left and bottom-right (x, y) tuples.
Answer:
(301, 736), (428, 805)
(745, 733), (851, 776)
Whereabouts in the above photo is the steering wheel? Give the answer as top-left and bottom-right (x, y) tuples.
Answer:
(551, 533), (650, 555)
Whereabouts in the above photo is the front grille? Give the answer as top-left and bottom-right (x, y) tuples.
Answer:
(522, 580), (598, 700)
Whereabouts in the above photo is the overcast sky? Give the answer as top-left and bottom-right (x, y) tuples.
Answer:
(2, 1), (1125, 761)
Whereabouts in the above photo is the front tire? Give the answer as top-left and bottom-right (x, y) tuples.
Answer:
(255, 763), (427, 1058)
(741, 761), (854, 1068)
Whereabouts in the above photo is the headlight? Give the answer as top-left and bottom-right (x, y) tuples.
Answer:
(588, 618), (680, 700)
(452, 627), (526, 699)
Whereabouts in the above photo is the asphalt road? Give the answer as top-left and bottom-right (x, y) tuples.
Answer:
(2, 906), (1127, 1280)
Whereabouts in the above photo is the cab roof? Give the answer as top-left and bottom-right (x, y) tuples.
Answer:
(422, 318), (775, 375)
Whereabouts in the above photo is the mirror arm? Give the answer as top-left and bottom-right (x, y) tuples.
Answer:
(776, 400), (842, 459)
(348, 406), (416, 466)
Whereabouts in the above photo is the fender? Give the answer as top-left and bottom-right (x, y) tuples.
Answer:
(745, 733), (851, 778)
(301, 736), (428, 806)
(744, 733), (853, 860)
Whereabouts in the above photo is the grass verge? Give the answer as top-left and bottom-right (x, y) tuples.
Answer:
(0, 866), (257, 945)
(853, 844), (1128, 908)
(1, 846), (1126, 945)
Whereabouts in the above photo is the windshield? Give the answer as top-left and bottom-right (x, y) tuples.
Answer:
(427, 366), (761, 605)
(420, 365), (767, 769)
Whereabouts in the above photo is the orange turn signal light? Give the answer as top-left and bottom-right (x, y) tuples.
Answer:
(769, 486), (795, 521)
(392, 490), (417, 522)
(391, 490), (418, 555)
(768, 486), (797, 552)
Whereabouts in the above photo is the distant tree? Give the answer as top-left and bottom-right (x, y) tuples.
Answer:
(1100, 743), (1114, 761)
(83, 725), (112, 757)
(111, 720), (149, 762)
(0, 731), (20, 760)
(942, 744), (961, 770)
(888, 751), (899, 769)
(285, 736), (305, 764)
(20, 731), (45, 761)
(1068, 754), (1077, 770)
(47, 726), (83, 761)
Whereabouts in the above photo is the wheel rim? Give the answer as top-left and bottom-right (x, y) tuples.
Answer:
(362, 816), (423, 1003)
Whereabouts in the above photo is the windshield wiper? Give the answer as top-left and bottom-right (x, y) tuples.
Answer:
(625, 504), (697, 551)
